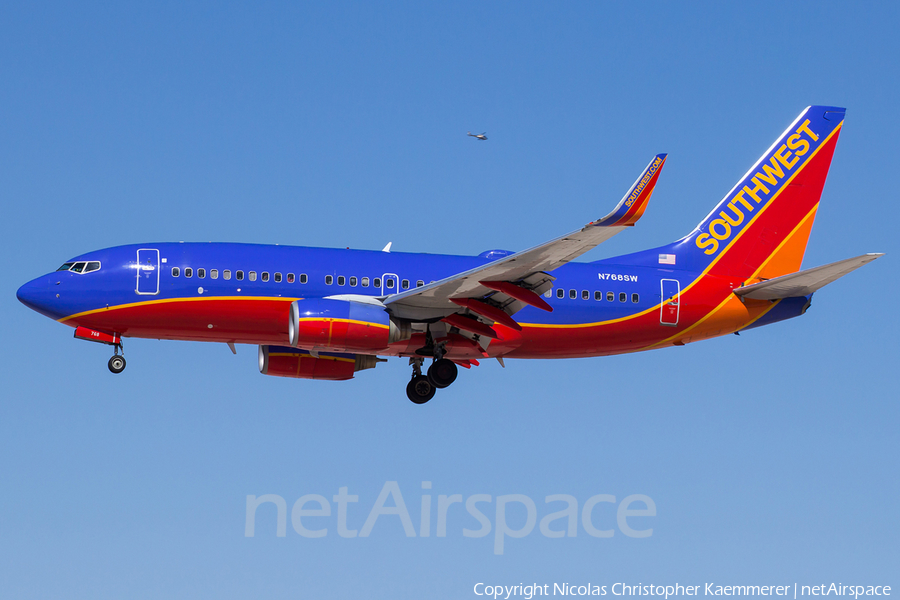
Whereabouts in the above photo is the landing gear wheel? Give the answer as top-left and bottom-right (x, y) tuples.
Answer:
(406, 375), (436, 404)
(428, 358), (458, 389)
(108, 355), (126, 374)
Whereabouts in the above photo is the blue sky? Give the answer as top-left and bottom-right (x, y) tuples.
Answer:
(1, 2), (897, 598)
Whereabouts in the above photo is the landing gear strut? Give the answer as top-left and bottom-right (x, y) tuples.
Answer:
(108, 342), (126, 374)
(406, 336), (461, 404)
(406, 357), (435, 404)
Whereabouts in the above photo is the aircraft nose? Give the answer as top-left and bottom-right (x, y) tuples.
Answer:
(17, 275), (65, 320)
(16, 278), (41, 308)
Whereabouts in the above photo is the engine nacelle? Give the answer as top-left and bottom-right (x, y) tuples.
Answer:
(288, 298), (410, 352)
(259, 345), (381, 381)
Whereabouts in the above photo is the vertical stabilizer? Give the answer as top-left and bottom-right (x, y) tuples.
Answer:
(650, 106), (845, 280)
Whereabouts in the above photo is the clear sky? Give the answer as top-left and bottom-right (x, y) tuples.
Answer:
(1, 2), (897, 598)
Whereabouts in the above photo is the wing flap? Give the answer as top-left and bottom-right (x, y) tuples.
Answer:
(733, 253), (883, 300)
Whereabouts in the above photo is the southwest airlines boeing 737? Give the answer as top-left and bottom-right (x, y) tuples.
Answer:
(17, 106), (882, 403)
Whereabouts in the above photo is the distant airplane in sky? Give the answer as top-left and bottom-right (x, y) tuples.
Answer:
(18, 106), (881, 404)
(467, 131), (488, 140)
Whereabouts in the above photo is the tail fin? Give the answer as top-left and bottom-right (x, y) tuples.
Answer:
(664, 106), (845, 280)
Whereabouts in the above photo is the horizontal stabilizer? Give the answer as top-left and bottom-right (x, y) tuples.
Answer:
(733, 253), (883, 300)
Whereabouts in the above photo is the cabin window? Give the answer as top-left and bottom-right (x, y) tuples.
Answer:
(236, 271), (244, 280)
(70, 262), (86, 273)
(349, 276), (357, 287)
(184, 268), (193, 278)
(286, 273), (294, 283)
(210, 269), (218, 279)
(57, 262), (74, 271)
(632, 293), (639, 303)
(261, 272), (269, 282)
(569, 289), (576, 299)
(556, 288), (564, 298)
(223, 270), (231, 280)
(374, 277), (382, 288)
(416, 280), (424, 287)
(84, 261), (101, 273)
(248, 271), (257, 281)
(337, 276), (346, 286)
(582, 290), (589, 300)
(607, 291), (614, 302)
(197, 268), (205, 278)
(619, 292), (627, 303)
(595, 291), (602, 301)
(299, 274), (307, 284)
(325, 275), (333, 285)
(274, 272), (282, 283)
(361, 277), (370, 287)
(385, 279), (395, 289)
(401, 279), (409, 289)
(544, 290), (551, 298)
(171, 267), (180, 277)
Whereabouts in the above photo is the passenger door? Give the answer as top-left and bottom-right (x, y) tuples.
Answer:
(136, 248), (160, 295)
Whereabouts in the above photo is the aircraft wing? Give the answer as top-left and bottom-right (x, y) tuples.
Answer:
(384, 154), (667, 323)
(733, 253), (883, 300)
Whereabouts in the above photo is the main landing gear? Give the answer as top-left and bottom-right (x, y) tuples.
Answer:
(108, 343), (126, 374)
(428, 358), (458, 389)
(405, 344), (460, 404)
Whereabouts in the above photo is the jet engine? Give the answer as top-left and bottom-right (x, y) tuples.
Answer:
(259, 345), (381, 381)
(287, 298), (410, 352)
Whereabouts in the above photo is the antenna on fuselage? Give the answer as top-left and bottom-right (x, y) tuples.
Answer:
(382, 242), (392, 253)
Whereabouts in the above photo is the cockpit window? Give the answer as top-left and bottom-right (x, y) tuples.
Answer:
(58, 261), (100, 273)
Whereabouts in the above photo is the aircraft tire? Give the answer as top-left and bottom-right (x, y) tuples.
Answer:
(427, 359), (458, 389)
(407, 375), (435, 404)
(108, 355), (126, 374)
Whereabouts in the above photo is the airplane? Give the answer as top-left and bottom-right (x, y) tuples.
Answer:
(17, 106), (882, 404)
(468, 131), (488, 140)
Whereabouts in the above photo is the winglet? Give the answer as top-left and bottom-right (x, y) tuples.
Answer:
(592, 153), (667, 227)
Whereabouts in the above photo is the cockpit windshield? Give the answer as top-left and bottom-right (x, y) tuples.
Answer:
(56, 261), (100, 274)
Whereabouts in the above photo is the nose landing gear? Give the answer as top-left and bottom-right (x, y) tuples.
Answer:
(108, 354), (126, 374)
(107, 342), (126, 374)
(73, 326), (126, 374)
